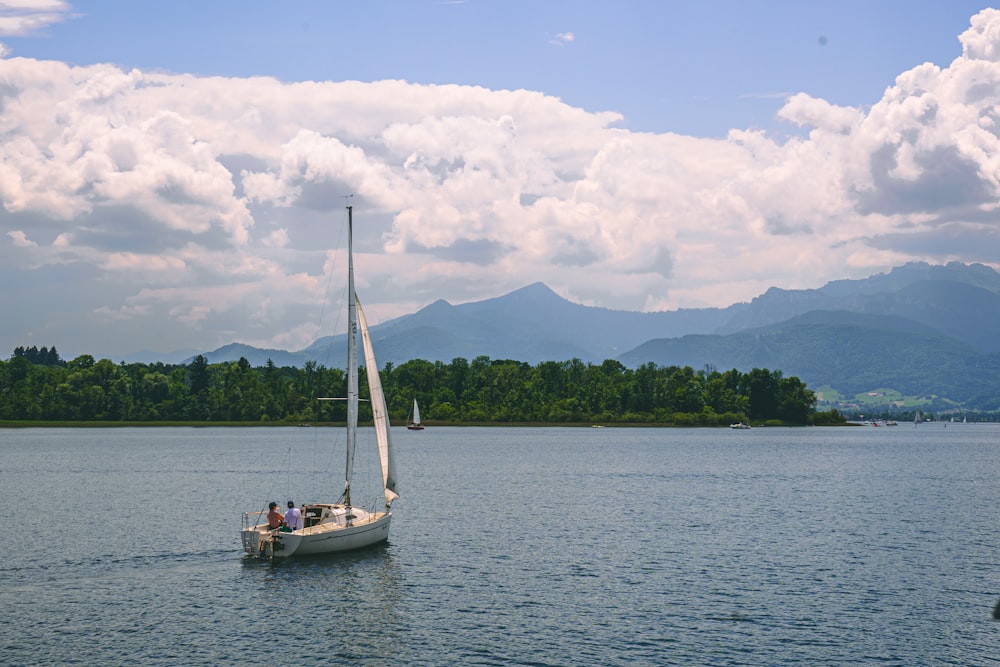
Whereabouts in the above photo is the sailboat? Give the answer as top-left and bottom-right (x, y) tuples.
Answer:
(241, 206), (399, 559)
(407, 398), (424, 430)
(914, 410), (922, 427)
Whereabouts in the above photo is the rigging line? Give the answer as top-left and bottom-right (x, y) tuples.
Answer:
(242, 437), (288, 529)
(276, 444), (294, 504)
(309, 422), (341, 490)
(316, 203), (352, 372)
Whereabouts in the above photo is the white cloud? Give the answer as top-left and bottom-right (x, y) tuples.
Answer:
(0, 0), (72, 37)
(550, 32), (574, 47)
(776, 93), (863, 134)
(7, 229), (35, 246)
(3, 9), (1000, 356)
(262, 228), (290, 248)
(960, 8), (1000, 62)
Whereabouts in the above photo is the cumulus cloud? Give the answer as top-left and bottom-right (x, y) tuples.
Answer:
(3, 10), (1000, 356)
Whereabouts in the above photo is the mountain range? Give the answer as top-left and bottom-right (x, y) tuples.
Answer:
(124, 261), (1000, 411)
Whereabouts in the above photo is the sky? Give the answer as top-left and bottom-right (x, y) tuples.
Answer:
(1, 1), (999, 360)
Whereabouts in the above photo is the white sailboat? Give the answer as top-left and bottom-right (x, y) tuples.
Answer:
(914, 410), (921, 427)
(241, 206), (399, 559)
(407, 398), (424, 430)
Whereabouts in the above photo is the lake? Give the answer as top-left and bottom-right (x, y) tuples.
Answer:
(2, 424), (998, 665)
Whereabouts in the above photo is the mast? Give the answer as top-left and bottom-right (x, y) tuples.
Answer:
(345, 205), (357, 506)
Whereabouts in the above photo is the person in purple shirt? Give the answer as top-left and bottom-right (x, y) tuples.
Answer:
(283, 500), (303, 531)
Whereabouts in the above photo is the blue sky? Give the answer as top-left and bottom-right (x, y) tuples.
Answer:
(1, 1), (998, 359)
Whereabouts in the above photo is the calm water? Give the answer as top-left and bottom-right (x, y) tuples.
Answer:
(2, 424), (999, 665)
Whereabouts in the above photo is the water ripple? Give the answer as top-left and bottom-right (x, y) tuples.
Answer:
(3, 425), (1000, 665)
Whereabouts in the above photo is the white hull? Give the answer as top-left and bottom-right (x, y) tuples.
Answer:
(242, 504), (391, 558)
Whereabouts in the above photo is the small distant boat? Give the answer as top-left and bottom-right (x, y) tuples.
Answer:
(730, 422), (751, 430)
(407, 398), (424, 430)
(914, 410), (922, 427)
(885, 420), (897, 426)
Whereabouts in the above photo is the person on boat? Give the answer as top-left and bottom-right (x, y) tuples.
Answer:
(283, 500), (303, 531)
(267, 501), (284, 530)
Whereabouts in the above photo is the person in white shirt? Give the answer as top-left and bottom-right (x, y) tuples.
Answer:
(284, 500), (304, 531)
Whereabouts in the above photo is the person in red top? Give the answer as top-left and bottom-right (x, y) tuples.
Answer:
(266, 501), (284, 530)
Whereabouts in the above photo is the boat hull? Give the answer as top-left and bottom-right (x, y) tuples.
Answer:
(242, 506), (391, 558)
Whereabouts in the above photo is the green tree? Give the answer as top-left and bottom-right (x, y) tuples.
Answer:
(746, 368), (780, 421)
(776, 375), (816, 424)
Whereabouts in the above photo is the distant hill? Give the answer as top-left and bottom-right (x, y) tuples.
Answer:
(715, 262), (1000, 353)
(618, 310), (1000, 408)
(117, 348), (205, 365)
(300, 282), (727, 365)
(170, 261), (1000, 410)
(197, 343), (311, 368)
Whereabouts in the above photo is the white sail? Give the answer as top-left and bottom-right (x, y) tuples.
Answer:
(357, 298), (399, 505)
(412, 399), (421, 426)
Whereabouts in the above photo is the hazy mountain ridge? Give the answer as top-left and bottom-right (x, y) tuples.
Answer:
(619, 310), (1000, 408)
(120, 261), (1000, 409)
(713, 263), (1000, 350)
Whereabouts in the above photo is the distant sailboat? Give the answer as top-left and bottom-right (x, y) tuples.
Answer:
(407, 398), (424, 430)
(914, 410), (922, 427)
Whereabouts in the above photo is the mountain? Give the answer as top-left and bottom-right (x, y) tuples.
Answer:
(618, 310), (1000, 408)
(715, 262), (1000, 353)
(116, 348), (205, 365)
(300, 282), (728, 365)
(196, 343), (311, 368)
(182, 261), (1000, 409)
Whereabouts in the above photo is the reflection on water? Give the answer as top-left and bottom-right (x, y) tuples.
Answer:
(239, 543), (404, 664)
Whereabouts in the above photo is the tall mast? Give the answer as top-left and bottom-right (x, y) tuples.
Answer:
(344, 205), (357, 506)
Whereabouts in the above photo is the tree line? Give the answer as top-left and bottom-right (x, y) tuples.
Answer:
(0, 346), (838, 425)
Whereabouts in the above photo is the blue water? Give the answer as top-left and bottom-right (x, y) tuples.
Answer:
(2, 425), (999, 665)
